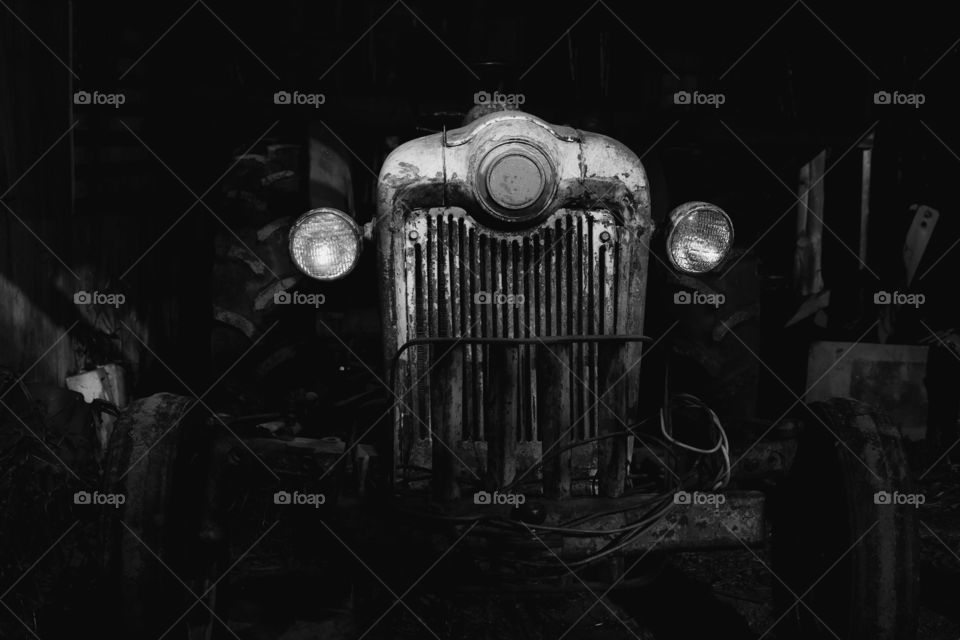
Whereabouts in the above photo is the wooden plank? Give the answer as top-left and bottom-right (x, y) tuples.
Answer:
(537, 344), (571, 499)
(795, 150), (826, 295)
(597, 341), (627, 498)
(485, 345), (519, 488)
(859, 140), (873, 268)
(430, 347), (463, 501)
(617, 225), (648, 469)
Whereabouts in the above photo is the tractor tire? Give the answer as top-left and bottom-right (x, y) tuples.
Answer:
(770, 397), (918, 640)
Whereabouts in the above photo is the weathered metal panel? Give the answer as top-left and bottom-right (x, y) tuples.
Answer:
(805, 341), (928, 441)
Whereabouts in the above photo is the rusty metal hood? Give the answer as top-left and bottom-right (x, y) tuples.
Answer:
(376, 110), (652, 232)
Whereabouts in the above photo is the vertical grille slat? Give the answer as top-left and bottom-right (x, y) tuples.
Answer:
(448, 214), (460, 337)
(602, 234), (616, 335)
(462, 223), (472, 436)
(571, 215), (583, 443)
(517, 239), (531, 441)
(471, 227), (484, 441)
(416, 221), (431, 437)
(405, 235), (422, 442)
(484, 236), (494, 339)
(579, 219), (596, 437)
(439, 215), (453, 337)
(558, 217), (568, 339)
(427, 216), (439, 337)
(546, 227), (556, 336)
(505, 240), (515, 338)
(590, 221), (603, 438)
(537, 233), (546, 337)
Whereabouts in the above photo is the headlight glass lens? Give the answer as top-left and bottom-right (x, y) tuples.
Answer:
(667, 203), (733, 273)
(289, 209), (360, 280)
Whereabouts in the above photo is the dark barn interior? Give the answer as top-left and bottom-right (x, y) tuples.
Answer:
(2, 1), (960, 638)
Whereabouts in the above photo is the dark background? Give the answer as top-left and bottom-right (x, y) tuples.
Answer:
(4, 0), (957, 399)
(2, 2), (959, 638)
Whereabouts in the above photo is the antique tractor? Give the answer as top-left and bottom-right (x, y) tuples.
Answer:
(103, 110), (917, 639)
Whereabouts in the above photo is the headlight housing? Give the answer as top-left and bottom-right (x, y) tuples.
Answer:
(475, 141), (557, 223)
(289, 208), (361, 280)
(665, 202), (734, 274)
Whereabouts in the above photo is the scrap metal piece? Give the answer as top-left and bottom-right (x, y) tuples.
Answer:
(904, 204), (939, 286)
(554, 491), (767, 557)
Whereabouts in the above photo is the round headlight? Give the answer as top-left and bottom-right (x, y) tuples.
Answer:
(289, 208), (361, 280)
(666, 202), (734, 274)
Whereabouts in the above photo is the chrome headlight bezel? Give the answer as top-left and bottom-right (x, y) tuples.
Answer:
(665, 201), (734, 274)
(288, 208), (362, 281)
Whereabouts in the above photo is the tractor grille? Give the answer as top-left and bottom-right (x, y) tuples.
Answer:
(399, 207), (625, 470)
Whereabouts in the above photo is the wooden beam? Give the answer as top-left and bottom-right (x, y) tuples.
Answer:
(536, 344), (571, 499)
